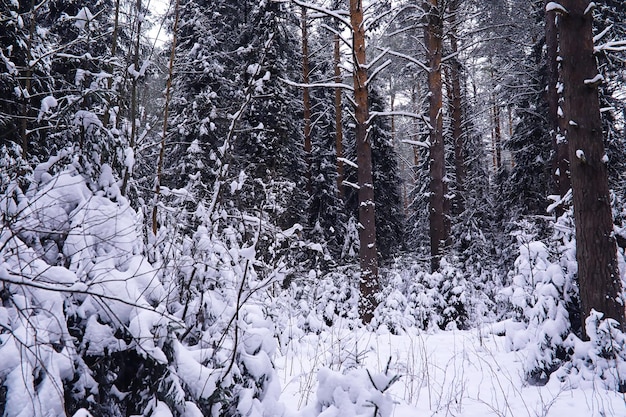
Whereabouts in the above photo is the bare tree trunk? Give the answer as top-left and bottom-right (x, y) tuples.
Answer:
(302, 6), (312, 193)
(334, 32), (345, 197)
(350, 0), (379, 323)
(493, 101), (502, 169)
(448, 0), (464, 215)
(560, 0), (625, 332)
(425, 0), (446, 272)
(545, 1), (570, 217)
(121, 0), (143, 196)
(152, 0), (180, 235)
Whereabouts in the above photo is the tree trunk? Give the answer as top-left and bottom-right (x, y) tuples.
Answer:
(121, 0), (143, 196)
(425, 0), (446, 272)
(448, 0), (464, 215)
(302, 6), (312, 193)
(350, 0), (379, 323)
(493, 102), (502, 169)
(334, 32), (345, 197)
(152, 0), (180, 235)
(560, 0), (625, 332)
(545, 1), (570, 216)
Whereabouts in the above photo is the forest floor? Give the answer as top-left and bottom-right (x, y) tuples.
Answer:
(276, 324), (626, 417)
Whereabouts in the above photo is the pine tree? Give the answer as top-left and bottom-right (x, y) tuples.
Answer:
(560, 0), (624, 332)
(369, 90), (405, 260)
(424, 0), (446, 272)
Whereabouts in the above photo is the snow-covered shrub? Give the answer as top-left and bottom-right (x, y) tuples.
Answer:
(502, 216), (577, 384)
(372, 257), (473, 332)
(374, 269), (415, 334)
(0, 153), (285, 416)
(501, 214), (580, 384)
(300, 367), (398, 417)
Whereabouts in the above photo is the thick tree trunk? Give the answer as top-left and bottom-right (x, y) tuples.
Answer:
(350, 0), (379, 323)
(334, 33), (345, 197)
(302, 6), (312, 193)
(560, 0), (625, 332)
(425, 0), (446, 272)
(545, 1), (570, 216)
(448, 0), (464, 215)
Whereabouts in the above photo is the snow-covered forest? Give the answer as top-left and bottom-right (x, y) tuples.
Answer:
(2, 0), (626, 416)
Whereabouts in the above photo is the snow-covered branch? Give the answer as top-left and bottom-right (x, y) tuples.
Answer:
(291, 0), (352, 28)
(280, 78), (354, 91)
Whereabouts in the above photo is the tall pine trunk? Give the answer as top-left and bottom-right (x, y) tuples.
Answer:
(448, 0), (464, 215)
(560, 0), (625, 332)
(350, 0), (379, 323)
(424, 0), (446, 272)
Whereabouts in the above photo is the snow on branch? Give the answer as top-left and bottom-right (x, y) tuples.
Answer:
(382, 49), (429, 73)
(291, 0), (352, 29)
(584, 74), (603, 87)
(363, 48), (390, 70)
(402, 139), (430, 148)
(593, 24), (612, 43)
(342, 180), (360, 190)
(368, 110), (422, 125)
(280, 78), (354, 91)
(319, 24), (352, 48)
(584, 2), (596, 16)
(337, 157), (358, 169)
(365, 59), (392, 86)
(595, 40), (626, 53)
(545, 2), (568, 14)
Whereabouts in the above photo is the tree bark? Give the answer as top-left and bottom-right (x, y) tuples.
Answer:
(302, 6), (312, 193)
(425, 0), (446, 272)
(545, 1), (570, 216)
(490, 67), (502, 170)
(448, 0), (464, 215)
(560, 0), (625, 332)
(350, 0), (379, 323)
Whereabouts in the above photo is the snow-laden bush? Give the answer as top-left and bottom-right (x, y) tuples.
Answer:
(501, 215), (578, 384)
(502, 213), (626, 391)
(554, 310), (626, 392)
(299, 367), (398, 417)
(373, 258), (472, 333)
(0, 154), (285, 417)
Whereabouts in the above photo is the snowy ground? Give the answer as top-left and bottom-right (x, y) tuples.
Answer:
(276, 324), (626, 417)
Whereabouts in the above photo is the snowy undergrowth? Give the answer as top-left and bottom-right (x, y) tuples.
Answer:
(501, 214), (626, 392)
(0, 154), (282, 417)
